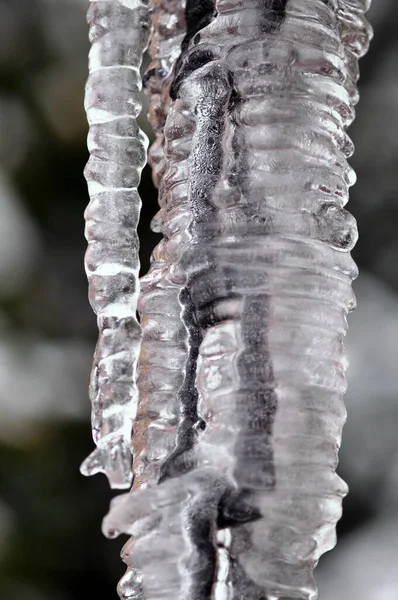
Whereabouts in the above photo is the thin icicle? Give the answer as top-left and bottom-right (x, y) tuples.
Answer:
(144, 0), (186, 189)
(131, 2), (190, 492)
(81, 0), (150, 489)
(117, 3), (190, 596)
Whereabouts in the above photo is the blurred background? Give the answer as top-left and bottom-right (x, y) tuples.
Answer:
(0, 0), (396, 598)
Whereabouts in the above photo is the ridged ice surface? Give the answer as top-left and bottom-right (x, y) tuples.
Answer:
(143, 0), (186, 188)
(81, 0), (150, 489)
(120, 73), (199, 600)
(99, 0), (372, 598)
(132, 0), (190, 493)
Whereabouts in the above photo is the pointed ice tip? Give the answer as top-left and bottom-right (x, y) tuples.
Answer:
(103, 525), (121, 539)
(80, 444), (133, 490)
(80, 447), (103, 477)
(102, 493), (131, 539)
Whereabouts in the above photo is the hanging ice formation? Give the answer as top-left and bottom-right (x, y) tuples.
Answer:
(82, 0), (150, 489)
(83, 0), (373, 598)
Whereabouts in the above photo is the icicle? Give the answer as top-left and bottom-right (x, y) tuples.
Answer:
(102, 0), (373, 597)
(81, 0), (150, 489)
(144, 0), (186, 188)
(132, 0), (192, 493)
(103, 467), (226, 599)
(180, 1), (371, 597)
(117, 3), (190, 597)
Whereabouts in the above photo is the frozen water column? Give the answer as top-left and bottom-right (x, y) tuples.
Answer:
(82, 0), (150, 489)
(187, 0), (373, 597)
(102, 0), (373, 598)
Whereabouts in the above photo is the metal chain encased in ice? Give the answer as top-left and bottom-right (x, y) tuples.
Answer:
(82, 0), (150, 489)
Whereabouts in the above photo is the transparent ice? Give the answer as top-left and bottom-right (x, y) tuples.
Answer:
(82, 0), (150, 489)
(82, 0), (373, 598)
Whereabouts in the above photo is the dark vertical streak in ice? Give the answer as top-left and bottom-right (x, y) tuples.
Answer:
(167, 0), (288, 553)
(261, 0), (289, 34)
(170, 0), (217, 100)
(184, 0), (217, 44)
(183, 490), (220, 600)
(223, 0), (288, 497)
(234, 298), (277, 489)
(158, 289), (202, 482)
(163, 5), (290, 595)
(221, 5), (286, 596)
(179, 62), (233, 596)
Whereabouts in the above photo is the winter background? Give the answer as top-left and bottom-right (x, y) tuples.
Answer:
(0, 1), (396, 598)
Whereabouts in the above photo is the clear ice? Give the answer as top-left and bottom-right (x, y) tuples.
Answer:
(82, 0), (150, 489)
(82, 0), (373, 598)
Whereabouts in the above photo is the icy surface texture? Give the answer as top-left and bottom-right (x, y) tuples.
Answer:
(132, 0), (190, 493)
(144, 0), (186, 188)
(102, 0), (372, 598)
(81, 0), (150, 489)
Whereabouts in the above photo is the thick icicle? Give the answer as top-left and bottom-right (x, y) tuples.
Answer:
(82, 0), (150, 489)
(187, 1), (370, 597)
(103, 0), (372, 598)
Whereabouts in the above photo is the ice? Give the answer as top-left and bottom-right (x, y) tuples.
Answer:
(84, 0), (373, 597)
(103, 468), (227, 599)
(81, 0), (150, 489)
(143, 0), (186, 188)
